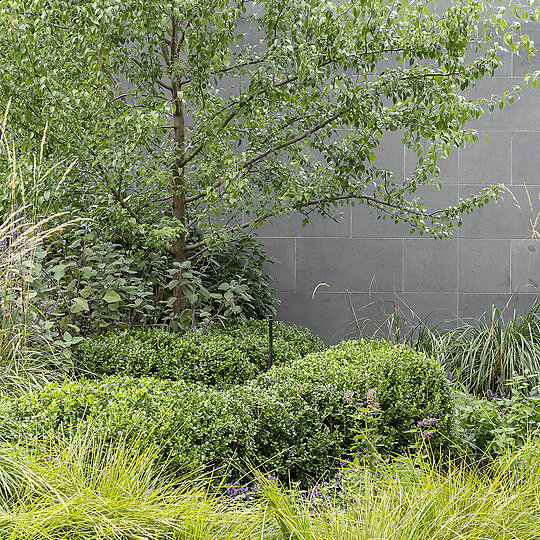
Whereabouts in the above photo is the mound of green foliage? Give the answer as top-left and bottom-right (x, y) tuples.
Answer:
(456, 375), (540, 455)
(2, 340), (453, 483)
(72, 321), (323, 387)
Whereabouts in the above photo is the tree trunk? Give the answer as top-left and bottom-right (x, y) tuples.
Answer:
(171, 80), (187, 317)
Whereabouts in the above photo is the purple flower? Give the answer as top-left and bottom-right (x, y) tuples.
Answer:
(421, 430), (435, 439)
(366, 388), (381, 410)
(267, 474), (278, 485)
(344, 389), (354, 403)
(308, 485), (327, 499)
(487, 389), (498, 400)
(417, 417), (440, 427)
(226, 483), (240, 497)
(339, 459), (349, 468)
(446, 371), (453, 382)
(533, 389), (540, 396)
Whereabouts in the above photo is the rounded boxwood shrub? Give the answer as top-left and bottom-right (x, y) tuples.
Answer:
(2, 340), (453, 483)
(208, 319), (324, 370)
(251, 339), (455, 458)
(0, 376), (340, 483)
(72, 321), (323, 387)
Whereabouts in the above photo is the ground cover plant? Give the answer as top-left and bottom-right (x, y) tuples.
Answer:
(456, 376), (540, 456)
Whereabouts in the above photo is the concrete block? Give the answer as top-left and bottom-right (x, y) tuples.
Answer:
(458, 292), (540, 321)
(274, 291), (354, 344)
(511, 239), (540, 292)
(512, 133), (540, 186)
(257, 238), (296, 292)
(256, 208), (350, 238)
(469, 79), (540, 132)
(459, 132), (511, 185)
(351, 183), (459, 238)
(458, 239), (510, 293)
(351, 204), (412, 238)
(403, 238), (458, 292)
(295, 238), (403, 293)
(398, 292), (458, 331)
(372, 130), (406, 182)
(458, 184), (539, 239)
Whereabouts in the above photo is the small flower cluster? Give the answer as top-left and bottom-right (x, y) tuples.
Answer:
(417, 417), (440, 427)
(267, 474), (279, 485)
(417, 417), (439, 439)
(307, 482), (330, 500)
(486, 389), (507, 400)
(225, 483), (260, 500)
(366, 388), (381, 410)
(344, 389), (354, 403)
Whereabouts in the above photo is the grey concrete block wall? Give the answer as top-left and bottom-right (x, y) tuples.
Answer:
(255, 55), (540, 344)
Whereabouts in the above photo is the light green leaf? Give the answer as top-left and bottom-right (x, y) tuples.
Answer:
(103, 290), (122, 303)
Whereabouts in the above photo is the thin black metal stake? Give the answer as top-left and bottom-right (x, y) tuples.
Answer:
(268, 315), (274, 368)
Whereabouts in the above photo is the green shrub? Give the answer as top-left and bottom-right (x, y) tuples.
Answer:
(456, 377), (540, 455)
(208, 319), (324, 370)
(252, 339), (455, 457)
(0, 376), (338, 483)
(3, 340), (453, 484)
(72, 321), (323, 386)
(0, 377), (254, 474)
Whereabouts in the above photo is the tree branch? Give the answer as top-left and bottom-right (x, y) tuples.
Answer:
(130, 56), (172, 91)
(243, 109), (348, 169)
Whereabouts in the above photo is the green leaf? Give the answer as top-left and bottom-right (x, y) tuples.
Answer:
(180, 308), (192, 327)
(184, 288), (197, 305)
(103, 290), (122, 303)
(71, 297), (90, 313)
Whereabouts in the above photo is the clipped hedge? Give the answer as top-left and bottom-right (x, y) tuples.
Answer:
(72, 320), (323, 387)
(2, 340), (454, 483)
(251, 339), (455, 458)
(208, 319), (325, 370)
(0, 376), (340, 483)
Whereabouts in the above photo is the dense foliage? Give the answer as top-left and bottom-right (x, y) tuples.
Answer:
(2, 0), (535, 317)
(2, 339), (453, 482)
(253, 340), (455, 455)
(72, 321), (322, 385)
(457, 376), (540, 455)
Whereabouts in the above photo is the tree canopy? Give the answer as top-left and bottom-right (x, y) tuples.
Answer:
(0, 0), (537, 320)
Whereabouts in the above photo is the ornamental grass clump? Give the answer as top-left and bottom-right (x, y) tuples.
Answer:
(259, 441), (540, 540)
(0, 109), (80, 395)
(439, 302), (540, 396)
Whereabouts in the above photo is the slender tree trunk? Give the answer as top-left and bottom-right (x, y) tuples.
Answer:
(171, 77), (186, 317)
